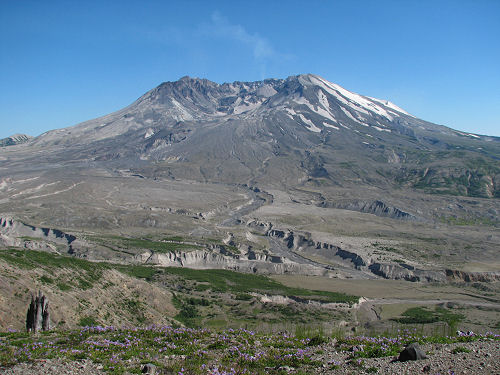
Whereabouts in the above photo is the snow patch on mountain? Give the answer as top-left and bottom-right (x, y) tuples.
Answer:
(315, 90), (338, 122)
(299, 114), (321, 132)
(373, 126), (391, 133)
(170, 98), (194, 121)
(369, 97), (414, 117)
(341, 108), (365, 125)
(285, 108), (296, 120)
(309, 75), (397, 121)
(316, 82), (371, 116)
(256, 84), (277, 97)
(294, 95), (336, 123)
(323, 122), (339, 130)
(233, 99), (262, 114)
(456, 131), (481, 139)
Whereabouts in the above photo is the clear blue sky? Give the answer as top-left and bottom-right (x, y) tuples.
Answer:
(1, 0), (499, 138)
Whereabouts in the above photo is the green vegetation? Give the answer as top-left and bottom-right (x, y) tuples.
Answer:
(166, 269), (356, 328)
(121, 298), (146, 324)
(339, 161), (357, 169)
(371, 242), (402, 254)
(175, 304), (199, 327)
(394, 306), (437, 324)
(92, 233), (244, 256)
(91, 233), (245, 257)
(171, 294), (212, 327)
(0, 248), (104, 275)
(0, 248), (357, 310)
(235, 292), (253, 301)
(439, 215), (499, 227)
(113, 264), (159, 281)
(164, 267), (358, 304)
(295, 325), (325, 340)
(0, 248), (359, 329)
(92, 235), (203, 253)
(162, 235), (185, 242)
(393, 150), (500, 198)
(78, 316), (98, 327)
(222, 244), (240, 254)
(0, 248), (105, 290)
(39, 275), (54, 284)
(411, 168), (498, 198)
(56, 282), (72, 291)
(392, 306), (464, 328)
(452, 346), (471, 354)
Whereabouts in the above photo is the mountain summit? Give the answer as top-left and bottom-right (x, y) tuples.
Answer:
(5, 74), (500, 198)
(34, 74), (459, 145)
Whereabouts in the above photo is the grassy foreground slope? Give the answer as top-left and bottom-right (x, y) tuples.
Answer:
(0, 248), (357, 331)
(0, 326), (498, 374)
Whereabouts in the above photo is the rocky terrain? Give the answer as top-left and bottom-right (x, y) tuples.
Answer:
(0, 74), (498, 358)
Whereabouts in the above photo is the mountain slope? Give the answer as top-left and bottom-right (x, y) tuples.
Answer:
(17, 74), (499, 198)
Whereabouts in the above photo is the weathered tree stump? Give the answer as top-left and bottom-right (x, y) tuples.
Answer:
(26, 291), (50, 333)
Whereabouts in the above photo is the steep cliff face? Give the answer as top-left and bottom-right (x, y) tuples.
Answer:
(318, 200), (419, 221)
(264, 224), (500, 283)
(445, 269), (500, 282)
(368, 263), (447, 282)
(262, 222), (372, 272)
(0, 217), (82, 252)
(138, 248), (329, 276)
(267, 228), (369, 270)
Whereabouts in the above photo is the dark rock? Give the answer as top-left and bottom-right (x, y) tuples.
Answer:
(423, 364), (431, 372)
(398, 342), (427, 361)
(141, 363), (157, 374)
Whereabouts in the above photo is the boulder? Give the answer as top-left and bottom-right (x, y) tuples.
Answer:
(141, 363), (157, 374)
(398, 342), (427, 361)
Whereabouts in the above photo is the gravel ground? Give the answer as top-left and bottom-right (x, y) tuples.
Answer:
(0, 358), (107, 374)
(313, 340), (500, 374)
(0, 340), (498, 374)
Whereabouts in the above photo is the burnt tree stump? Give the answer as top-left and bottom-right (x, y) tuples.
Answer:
(26, 291), (50, 333)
